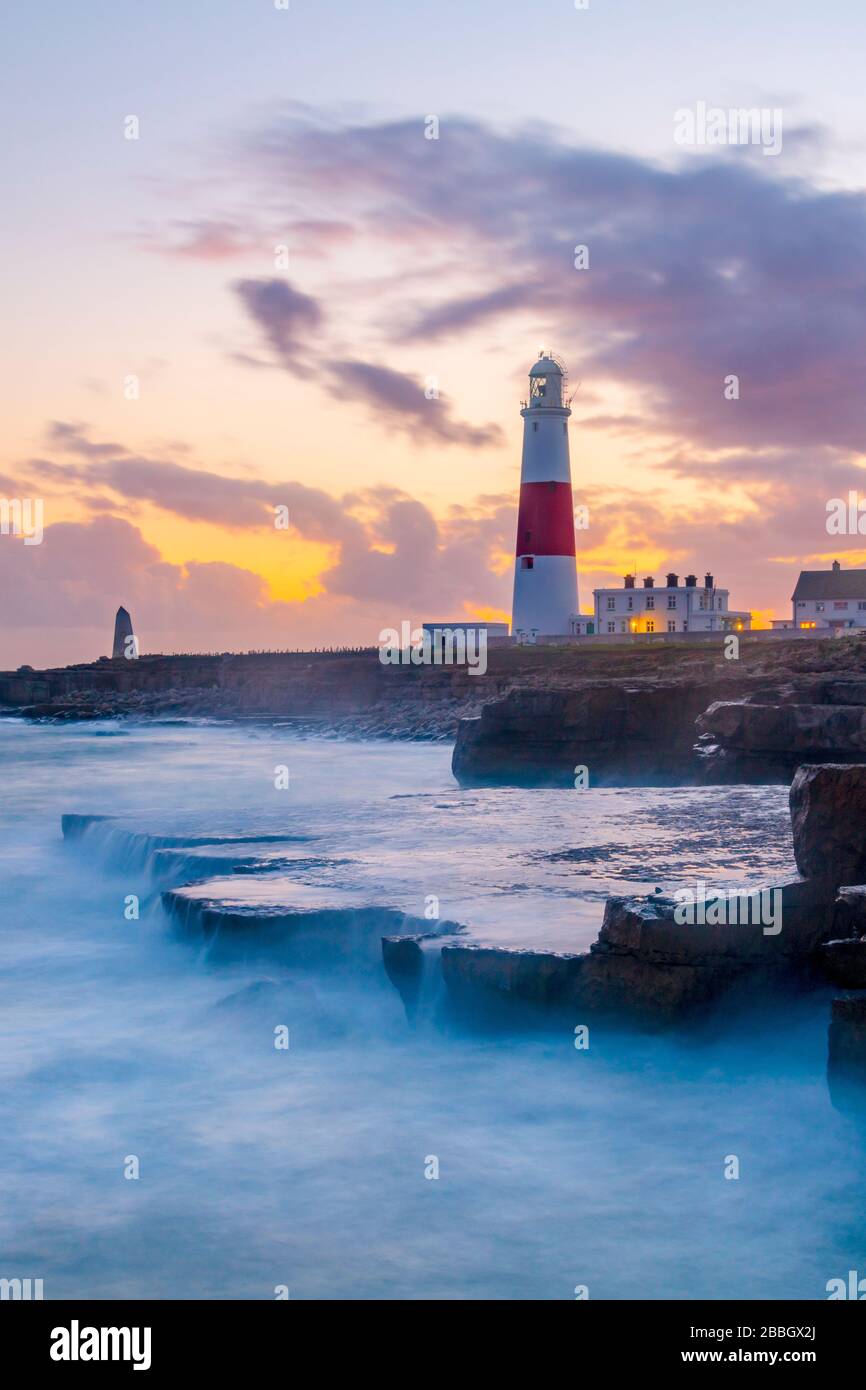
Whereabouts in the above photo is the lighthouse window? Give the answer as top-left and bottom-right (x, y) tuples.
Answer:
(520, 556), (534, 570)
(532, 422), (538, 432)
(563, 423), (567, 434)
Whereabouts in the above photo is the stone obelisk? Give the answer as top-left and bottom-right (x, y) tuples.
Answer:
(112, 606), (135, 659)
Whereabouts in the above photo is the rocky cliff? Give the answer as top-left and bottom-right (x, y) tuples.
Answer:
(453, 635), (866, 786)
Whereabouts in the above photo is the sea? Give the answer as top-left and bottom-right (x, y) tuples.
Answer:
(0, 716), (862, 1300)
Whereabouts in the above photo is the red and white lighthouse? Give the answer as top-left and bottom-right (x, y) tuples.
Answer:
(511, 353), (578, 637)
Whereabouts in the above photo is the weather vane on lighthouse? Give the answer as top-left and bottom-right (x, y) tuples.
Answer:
(511, 352), (579, 639)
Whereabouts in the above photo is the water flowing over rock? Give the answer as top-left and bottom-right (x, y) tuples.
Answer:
(163, 876), (459, 970)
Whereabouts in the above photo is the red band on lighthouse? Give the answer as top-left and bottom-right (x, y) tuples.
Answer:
(515, 481), (576, 558)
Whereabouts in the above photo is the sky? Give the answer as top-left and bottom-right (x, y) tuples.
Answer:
(3, 0), (866, 665)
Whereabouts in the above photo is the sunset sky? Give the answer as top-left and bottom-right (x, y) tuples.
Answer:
(4, 0), (866, 666)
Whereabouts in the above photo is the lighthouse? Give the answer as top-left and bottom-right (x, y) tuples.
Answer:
(511, 353), (578, 637)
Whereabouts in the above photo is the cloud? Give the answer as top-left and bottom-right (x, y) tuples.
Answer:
(146, 220), (262, 260)
(231, 277), (323, 376)
(231, 277), (503, 446)
(0, 425), (514, 665)
(235, 111), (866, 458)
(328, 359), (503, 446)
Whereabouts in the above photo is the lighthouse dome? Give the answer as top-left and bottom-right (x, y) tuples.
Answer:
(529, 355), (563, 377)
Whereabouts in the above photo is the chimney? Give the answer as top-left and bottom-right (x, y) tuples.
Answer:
(704, 572), (714, 589)
(666, 573), (678, 588)
(624, 574), (635, 589)
(643, 576), (654, 589)
(833, 559), (841, 572)
(685, 574), (697, 587)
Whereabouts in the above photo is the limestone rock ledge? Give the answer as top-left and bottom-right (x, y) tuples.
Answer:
(426, 879), (836, 1027)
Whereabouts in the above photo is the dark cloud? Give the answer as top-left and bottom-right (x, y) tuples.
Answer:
(231, 277), (503, 447)
(328, 359), (503, 446)
(33, 424), (363, 538)
(239, 112), (866, 457)
(232, 278), (323, 376)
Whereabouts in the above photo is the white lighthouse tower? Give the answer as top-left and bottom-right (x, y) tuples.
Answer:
(511, 352), (579, 637)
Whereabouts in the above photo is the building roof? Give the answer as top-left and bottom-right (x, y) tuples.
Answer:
(792, 569), (866, 600)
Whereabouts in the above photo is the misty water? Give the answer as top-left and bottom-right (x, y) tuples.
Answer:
(1, 717), (863, 1300)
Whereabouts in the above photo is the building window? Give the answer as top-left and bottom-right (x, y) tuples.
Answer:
(834, 601), (849, 610)
(667, 620), (676, 632)
(667, 596), (676, 609)
(699, 596), (706, 610)
(607, 596), (615, 610)
(717, 597), (724, 609)
(627, 596), (633, 610)
(859, 602), (866, 611)
(520, 556), (534, 570)
(797, 602), (806, 608)
(607, 621), (616, 633)
(815, 602), (825, 611)
(620, 621), (627, 633)
(646, 595), (655, 609)
(646, 620), (655, 633)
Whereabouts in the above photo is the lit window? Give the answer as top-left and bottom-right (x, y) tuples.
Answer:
(646, 620), (655, 633)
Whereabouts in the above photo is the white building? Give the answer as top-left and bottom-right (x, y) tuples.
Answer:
(570, 572), (752, 637)
(792, 560), (866, 630)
